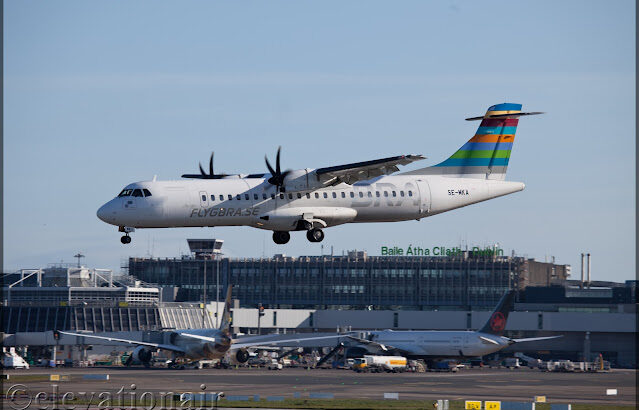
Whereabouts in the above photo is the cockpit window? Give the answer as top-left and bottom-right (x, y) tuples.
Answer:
(143, 189), (152, 197)
(118, 189), (133, 197)
(132, 189), (144, 197)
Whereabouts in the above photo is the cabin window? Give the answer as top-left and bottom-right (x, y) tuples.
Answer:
(358, 192), (364, 198)
(271, 194), (275, 199)
(315, 193), (319, 199)
(323, 192), (328, 199)
(392, 191), (397, 197)
(400, 191), (405, 197)
(376, 191), (380, 197)
(280, 193), (285, 199)
(297, 193), (302, 199)
(341, 192), (346, 198)
(118, 189), (133, 197)
(263, 194), (267, 200)
(210, 195), (215, 201)
(254, 194), (258, 200)
(133, 189), (144, 197)
(332, 192), (337, 198)
(288, 193), (293, 200)
(384, 191), (389, 197)
(350, 192), (354, 198)
(367, 192), (372, 197)
(228, 195), (233, 200)
(236, 194), (241, 200)
(306, 193), (310, 199)
(143, 189), (152, 197)
(220, 195), (224, 201)
(201, 195), (206, 201)
(408, 190), (413, 197)
(245, 194), (249, 200)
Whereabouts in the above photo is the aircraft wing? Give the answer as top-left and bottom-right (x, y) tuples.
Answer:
(508, 335), (563, 344)
(315, 154), (426, 185)
(345, 335), (402, 353)
(58, 331), (186, 353)
(231, 334), (349, 350)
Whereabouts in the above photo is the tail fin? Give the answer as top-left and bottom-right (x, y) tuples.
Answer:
(477, 290), (515, 336)
(219, 285), (233, 336)
(404, 103), (541, 180)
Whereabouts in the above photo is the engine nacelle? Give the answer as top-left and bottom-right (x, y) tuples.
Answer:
(131, 346), (154, 367)
(282, 169), (330, 192)
(235, 349), (250, 363)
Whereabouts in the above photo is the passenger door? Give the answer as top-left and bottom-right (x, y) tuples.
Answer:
(415, 179), (431, 215)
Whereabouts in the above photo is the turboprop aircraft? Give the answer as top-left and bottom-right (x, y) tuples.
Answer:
(60, 286), (341, 368)
(345, 291), (561, 363)
(97, 103), (541, 244)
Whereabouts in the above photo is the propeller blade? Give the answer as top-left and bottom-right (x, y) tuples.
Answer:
(199, 163), (206, 176)
(275, 146), (281, 175)
(209, 152), (214, 176)
(265, 156), (276, 177)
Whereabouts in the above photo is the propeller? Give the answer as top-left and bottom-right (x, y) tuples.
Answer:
(265, 146), (291, 192)
(182, 152), (229, 179)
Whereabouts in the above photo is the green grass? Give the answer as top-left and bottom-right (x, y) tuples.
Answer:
(1, 393), (632, 409)
(1, 374), (51, 383)
(217, 399), (635, 409)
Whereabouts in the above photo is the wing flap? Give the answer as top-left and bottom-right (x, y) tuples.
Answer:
(315, 155), (425, 185)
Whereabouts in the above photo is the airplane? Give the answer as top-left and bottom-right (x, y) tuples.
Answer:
(97, 103), (542, 244)
(59, 286), (342, 368)
(344, 291), (561, 364)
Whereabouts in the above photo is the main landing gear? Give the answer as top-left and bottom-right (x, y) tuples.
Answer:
(306, 228), (324, 243)
(272, 231), (290, 244)
(271, 228), (325, 244)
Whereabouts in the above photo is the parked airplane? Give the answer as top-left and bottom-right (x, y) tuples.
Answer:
(60, 286), (340, 368)
(346, 291), (561, 362)
(97, 103), (541, 244)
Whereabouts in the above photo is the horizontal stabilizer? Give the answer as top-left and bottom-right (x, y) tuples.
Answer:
(509, 335), (563, 344)
(479, 336), (500, 345)
(465, 112), (544, 121)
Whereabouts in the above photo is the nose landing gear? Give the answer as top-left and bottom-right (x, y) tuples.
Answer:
(119, 226), (135, 244)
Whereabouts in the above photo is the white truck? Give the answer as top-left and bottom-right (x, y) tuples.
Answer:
(267, 358), (283, 370)
(2, 348), (30, 369)
(353, 355), (407, 373)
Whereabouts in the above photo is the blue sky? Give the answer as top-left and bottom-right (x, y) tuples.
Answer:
(4, 1), (635, 282)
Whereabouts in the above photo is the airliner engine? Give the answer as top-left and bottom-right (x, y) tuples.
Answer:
(131, 346), (154, 368)
(235, 349), (250, 363)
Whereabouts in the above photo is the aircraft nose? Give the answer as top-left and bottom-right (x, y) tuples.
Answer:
(97, 201), (116, 224)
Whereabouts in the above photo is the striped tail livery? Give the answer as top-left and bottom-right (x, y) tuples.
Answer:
(409, 103), (542, 180)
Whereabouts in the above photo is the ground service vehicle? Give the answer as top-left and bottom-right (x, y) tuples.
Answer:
(353, 355), (407, 372)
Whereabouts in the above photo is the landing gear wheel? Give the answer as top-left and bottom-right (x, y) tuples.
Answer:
(121, 235), (132, 244)
(272, 231), (290, 245)
(306, 228), (324, 243)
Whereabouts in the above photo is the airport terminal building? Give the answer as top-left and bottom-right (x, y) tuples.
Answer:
(128, 249), (572, 310)
(2, 245), (636, 367)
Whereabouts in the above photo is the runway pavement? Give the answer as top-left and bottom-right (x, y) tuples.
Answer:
(3, 366), (636, 406)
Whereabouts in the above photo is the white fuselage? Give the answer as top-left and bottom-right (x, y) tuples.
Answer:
(97, 175), (524, 231)
(171, 328), (231, 361)
(364, 329), (511, 359)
